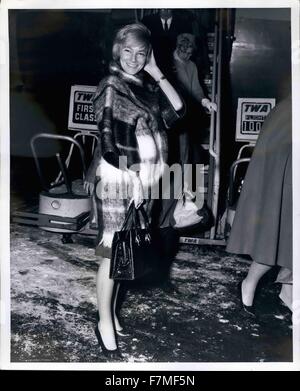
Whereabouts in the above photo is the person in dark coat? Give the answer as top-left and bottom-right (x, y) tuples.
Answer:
(226, 94), (292, 314)
(142, 9), (192, 77)
(141, 10), (192, 288)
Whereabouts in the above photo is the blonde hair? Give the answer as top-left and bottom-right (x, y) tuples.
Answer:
(176, 33), (196, 50)
(112, 23), (152, 61)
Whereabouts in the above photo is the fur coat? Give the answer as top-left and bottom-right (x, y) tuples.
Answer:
(90, 62), (183, 257)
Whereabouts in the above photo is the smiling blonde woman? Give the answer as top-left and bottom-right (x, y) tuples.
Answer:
(84, 23), (184, 360)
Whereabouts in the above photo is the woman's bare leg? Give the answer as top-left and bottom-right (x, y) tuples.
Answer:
(242, 261), (272, 306)
(113, 283), (123, 332)
(96, 257), (117, 350)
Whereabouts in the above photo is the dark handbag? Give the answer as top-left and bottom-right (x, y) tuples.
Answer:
(109, 203), (158, 280)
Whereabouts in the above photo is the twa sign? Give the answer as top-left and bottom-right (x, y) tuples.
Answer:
(68, 85), (98, 131)
(236, 98), (276, 142)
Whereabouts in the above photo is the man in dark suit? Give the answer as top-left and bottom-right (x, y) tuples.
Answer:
(142, 9), (192, 77)
(142, 10), (193, 292)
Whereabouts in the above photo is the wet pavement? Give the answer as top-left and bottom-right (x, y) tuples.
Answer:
(10, 196), (292, 363)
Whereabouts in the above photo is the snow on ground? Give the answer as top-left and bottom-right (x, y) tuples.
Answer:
(9, 222), (292, 363)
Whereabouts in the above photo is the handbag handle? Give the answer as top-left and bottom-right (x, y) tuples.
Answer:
(136, 205), (151, 230)
(121, 202), (135, 231)
(132, 206), (141, 228)
(120, 203), (150, 231)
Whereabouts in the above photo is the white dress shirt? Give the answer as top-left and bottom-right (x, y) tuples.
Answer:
(160, 17), (172, 31)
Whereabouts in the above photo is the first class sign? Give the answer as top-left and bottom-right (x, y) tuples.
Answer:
(236, 98), (276, 142)
(68, 85), (98, 131)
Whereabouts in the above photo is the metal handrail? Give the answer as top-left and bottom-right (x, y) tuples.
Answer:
(208, 21), (219, 161)
(30, 133), (87, 192)
(209, 10), (223, 239)
(53, 130), (99, 185)
(228, 158), (251, 206)
(232, 143), (255, 180)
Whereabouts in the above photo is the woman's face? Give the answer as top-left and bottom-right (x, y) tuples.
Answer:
(120, 37), (148, 75)
(177, 43), (194, 62)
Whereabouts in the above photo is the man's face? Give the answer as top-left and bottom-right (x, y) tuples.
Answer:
(160, 9), (172, 20)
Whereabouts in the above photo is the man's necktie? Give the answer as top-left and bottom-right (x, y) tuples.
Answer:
(163, 20), (168, 31)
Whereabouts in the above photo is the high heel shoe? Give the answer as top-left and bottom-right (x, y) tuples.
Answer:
(94, 325), (123, 360)
(96, 312), (129, 337)
(116, 328), (130, 337)
(238, 281), (256, 317)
